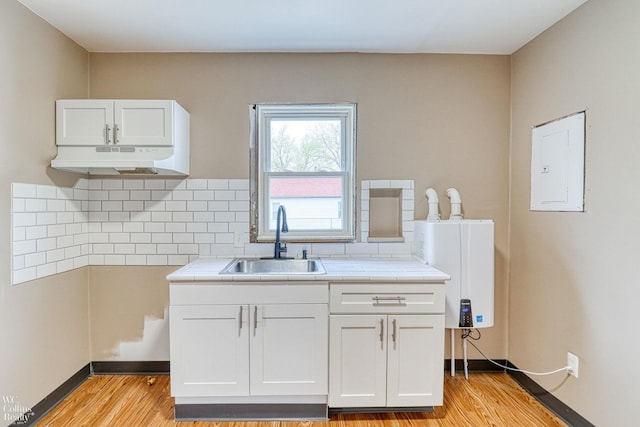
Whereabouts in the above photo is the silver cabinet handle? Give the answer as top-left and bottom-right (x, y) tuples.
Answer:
(379, 318), (384, 343)
(372, 296), (406, 306)
(253, 305), (258, 333)
(105, 124), (111, 144)
(239, 306), (243, 332)
(392, 319), (397, 344)
(114, 124), (120, 144)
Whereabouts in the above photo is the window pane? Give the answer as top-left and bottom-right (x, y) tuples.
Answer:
(269, 119), (342, 172)
(268, 176), (344, 231)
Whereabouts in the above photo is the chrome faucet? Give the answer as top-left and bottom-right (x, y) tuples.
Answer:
(274, 205), (290, 259)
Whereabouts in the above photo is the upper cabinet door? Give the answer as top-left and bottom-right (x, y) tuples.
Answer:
(56, 100), (113, 146)
(114, 100), (173, 146)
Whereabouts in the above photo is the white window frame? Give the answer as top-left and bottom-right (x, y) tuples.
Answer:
(250, 103), (357, 242)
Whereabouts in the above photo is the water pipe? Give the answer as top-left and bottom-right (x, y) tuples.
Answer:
(446, 188), (463, 220)
(425, 188), (440, 220)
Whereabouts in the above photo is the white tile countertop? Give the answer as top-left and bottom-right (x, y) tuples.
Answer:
(166, 257), (450, 282)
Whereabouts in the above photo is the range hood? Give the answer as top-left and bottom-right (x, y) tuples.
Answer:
(51, 99), (190, 176)
(51, 144), (189, 176)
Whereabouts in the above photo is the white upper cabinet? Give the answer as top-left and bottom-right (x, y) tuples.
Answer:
(56, 99), (177, 146)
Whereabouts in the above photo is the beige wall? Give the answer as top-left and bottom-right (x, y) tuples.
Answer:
(510, 0), (640, 425)
(0, 0), (89, 412)
(88, 52), (511, 361)
(89, 266), (172, 360)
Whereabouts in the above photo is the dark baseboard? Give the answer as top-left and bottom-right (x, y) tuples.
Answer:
(506, 362), (595, 427)
(444, 358), (508, 372)
(329, 406), (434, 415)
(9, 363), (91, 427)
(175, 403), (327, 421)
(14, 359), (592, 427)
(91, 360), (170, 375)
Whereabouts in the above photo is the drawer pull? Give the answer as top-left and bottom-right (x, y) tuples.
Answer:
(372, 296), (406, 306)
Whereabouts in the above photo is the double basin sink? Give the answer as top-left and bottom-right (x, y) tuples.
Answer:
(220, 258), (326, 275)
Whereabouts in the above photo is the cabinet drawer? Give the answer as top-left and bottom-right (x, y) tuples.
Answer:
(330, 283), (444, 314)
(171, 282), (329, 305)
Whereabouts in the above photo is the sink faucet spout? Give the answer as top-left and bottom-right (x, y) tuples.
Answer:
(274, 205), (289, 259)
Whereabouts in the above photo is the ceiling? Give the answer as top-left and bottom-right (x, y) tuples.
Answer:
(17, 0), (588, 54)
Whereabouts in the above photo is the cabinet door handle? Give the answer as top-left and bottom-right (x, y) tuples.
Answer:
(372, 296), (406, 306)
(253, 305), (258, 333)
(114, 124), (120, 144)
(392, 318), (397, 344)
(379, 318), (384, 344)
(238, 306), (243, 332)
(105, 124), (111, 144)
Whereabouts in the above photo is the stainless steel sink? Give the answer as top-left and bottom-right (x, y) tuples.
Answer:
(220, 258), (326, 275)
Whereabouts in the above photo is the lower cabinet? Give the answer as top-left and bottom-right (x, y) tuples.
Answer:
(170, 302), (328, 398)
(328, 283), (446, 409)
(329, 314), (444, 408)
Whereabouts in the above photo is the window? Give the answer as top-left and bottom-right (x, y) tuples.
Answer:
(250, 104), (356, 242)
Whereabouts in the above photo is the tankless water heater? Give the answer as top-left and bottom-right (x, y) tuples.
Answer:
(415, 220), (494, 329)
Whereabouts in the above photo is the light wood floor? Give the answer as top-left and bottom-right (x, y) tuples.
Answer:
(36, 373), (567, 426)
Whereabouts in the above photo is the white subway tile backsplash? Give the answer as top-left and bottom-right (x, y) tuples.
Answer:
(14, 240), (36, 256)
(186, 179), (208, 190)
(102, 201), (123, 212)
(166, 179), (186, 190)
(157, 244), (177, 254)
(37, 263), (57, 278)
(102, 180), (123, 190)
(144, 180), (165, 190)
(26, 199), (47, 212)
(36, 185), (57, 199)
(147, 255), (168, 265)
(105, 255), (126, 265)
(25, 252), (46, 268)
(13, 183), (37, 198)
(130, 190), (151, 201)
(123, 180), (144, 190)
(125, 254), (146, 265)
(14, 213), (36, 227)
(12, 177), (414, 284)
(214, 190), (236, 201)
(13, 227), (26, 242)
(57, 235), (75, 249)
(109, 190), (130, 201)
(208, 201), (229, 212)
(151, 191), (171, 201)
(208, 179), (229, 190)
(172, 190), (193, 201)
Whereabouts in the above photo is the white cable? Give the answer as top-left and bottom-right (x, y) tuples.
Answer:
(465, 336), (572, 376)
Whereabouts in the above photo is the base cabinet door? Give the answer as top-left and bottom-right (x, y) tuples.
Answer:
(329, 315), (387, 407)
(251, 304), (328, 396)
(329, 314), (445, 408)
(386, 315), (445, 407)
(170, 305), (249, 397)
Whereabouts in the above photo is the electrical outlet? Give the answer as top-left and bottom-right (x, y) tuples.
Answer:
(233, 231), (244, 248)
(567, 352), (579, 378)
